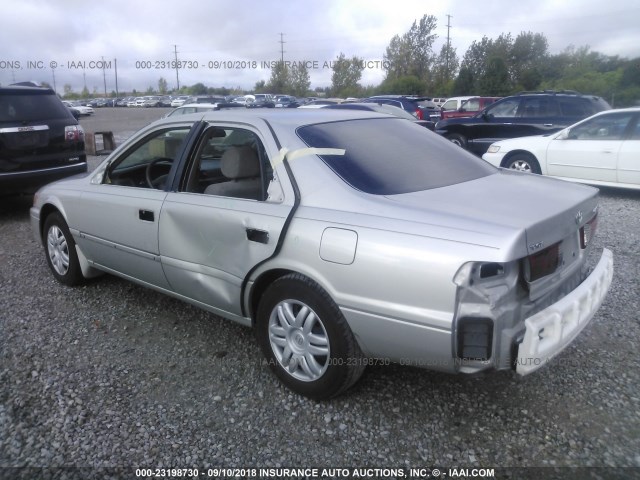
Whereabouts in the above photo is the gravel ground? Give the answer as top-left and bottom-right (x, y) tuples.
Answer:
(1, 108), (639, 479)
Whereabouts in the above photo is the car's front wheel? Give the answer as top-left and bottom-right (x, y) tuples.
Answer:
(43, 212), (84, 286)
(503, 153), (541, 174)
(256, 273), (365, 400)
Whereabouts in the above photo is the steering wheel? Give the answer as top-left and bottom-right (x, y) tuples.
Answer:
(145, 157), (172, 189)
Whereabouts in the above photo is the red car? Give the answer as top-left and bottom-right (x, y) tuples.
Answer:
(440, 96), (501, 120)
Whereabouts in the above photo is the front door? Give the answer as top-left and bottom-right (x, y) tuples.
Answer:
(546, 112), (634, 182)
(75, 125), (194, 288)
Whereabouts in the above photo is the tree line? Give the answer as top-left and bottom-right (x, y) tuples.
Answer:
(59, 14), (639, 107)
(266, 14), (639, 107)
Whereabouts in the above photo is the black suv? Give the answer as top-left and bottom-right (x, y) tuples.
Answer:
(1, 85), (87, 195)
(435, 91), (611, 156)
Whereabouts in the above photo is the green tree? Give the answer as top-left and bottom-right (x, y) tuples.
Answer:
(289, 62), (311, 97)
(189, 83), (208, 95)
(253, 80), (266, 93)
(510, 32), (548, 90)
(63, 84), (74, 98)
(431, 43), (460, 94)
(377, 75), (425, 95)
(383, 14), (438, 85)
(266, 61), (290, 93)
(451, 66), (474, 95)
(479, 56), (510, 95)
(331, 53), (364, 97)
(158, 77), (168, 94)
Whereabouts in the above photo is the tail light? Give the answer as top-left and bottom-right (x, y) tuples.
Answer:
(414, 108), (424, 120)
(525, 242), (561, 282)
(65, 125), (84, 143)
(580, 213), (598, 249)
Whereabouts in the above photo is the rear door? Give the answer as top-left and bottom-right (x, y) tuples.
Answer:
(617, 115), (640, 186)
(158, 122), (294, 318)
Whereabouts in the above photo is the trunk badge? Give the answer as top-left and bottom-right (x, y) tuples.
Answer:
(575, 210), (583, 225)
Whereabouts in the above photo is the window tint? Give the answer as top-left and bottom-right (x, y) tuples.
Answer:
(0, 92), (71, 121)
(486, 98), (520, 117)
(297, 118), (495, 195)
(519, 97), (558, 117)
(558, 98), (591, 117)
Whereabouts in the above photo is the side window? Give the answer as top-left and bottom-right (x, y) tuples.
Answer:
(558, 98), (588, 117)
(519, 98), (558, 117)
(486, 98), (520, 118)
(182, 126), (271, 201)
(568, 113), (634, 140)
(464, 98), (480, 111)
(105, 127), (191, 188)
(442, 99), (458, 110)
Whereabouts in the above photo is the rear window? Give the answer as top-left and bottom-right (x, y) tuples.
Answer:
(296, 118), (496, 195)
(0, 91), (72, 122)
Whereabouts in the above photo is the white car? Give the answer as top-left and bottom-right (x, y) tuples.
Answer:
(170, 96), (191, 107)
(482, 108), (640, 190)
(62, 101), (94, 116)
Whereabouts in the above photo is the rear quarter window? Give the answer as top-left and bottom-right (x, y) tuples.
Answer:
(0, 92), (73, 122)
(296, 118), (496, 195)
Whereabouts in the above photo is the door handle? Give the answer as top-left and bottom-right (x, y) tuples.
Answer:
(139, 209), (154, 222)
(246, 228), (269, 244)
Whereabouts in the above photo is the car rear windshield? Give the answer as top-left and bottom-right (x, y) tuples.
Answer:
(296, 118), (496, 195)
(0, 91), (72, 122)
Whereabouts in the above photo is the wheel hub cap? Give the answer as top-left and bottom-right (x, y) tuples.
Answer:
(268, 300), (330, 382)
(47, 225), (70, 276)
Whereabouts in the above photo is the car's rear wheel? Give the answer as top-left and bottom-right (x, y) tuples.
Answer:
(446, 133), (467, 149)
(43, 212), (84, 286)
(256, 273), (365, 400)
(504, 153), (541, 174)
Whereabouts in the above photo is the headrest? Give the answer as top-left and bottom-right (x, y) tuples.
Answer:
(220, 146), (260, 179)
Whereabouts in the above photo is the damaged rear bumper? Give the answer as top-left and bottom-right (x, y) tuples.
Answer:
(516, 248), (613, 375)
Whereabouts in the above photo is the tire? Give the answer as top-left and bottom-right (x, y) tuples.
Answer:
(256, 273), (365, 400)
(503, 153), (541, 174)
(446, 133), (467, 149)
(42, 212), (84, 286)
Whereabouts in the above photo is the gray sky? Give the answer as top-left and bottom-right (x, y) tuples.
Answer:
(1, 0), (639, 95)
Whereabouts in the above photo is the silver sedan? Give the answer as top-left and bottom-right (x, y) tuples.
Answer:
(30, 109), (613, 399)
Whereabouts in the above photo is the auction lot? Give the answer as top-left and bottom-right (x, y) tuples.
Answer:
(1, 108), (640, 475)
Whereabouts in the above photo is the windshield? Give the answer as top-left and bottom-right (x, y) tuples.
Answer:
(296, 118), (496, 195)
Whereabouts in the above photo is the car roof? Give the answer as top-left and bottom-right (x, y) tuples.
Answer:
(167, 107), (392, 129)
(0, 85), (56, 95)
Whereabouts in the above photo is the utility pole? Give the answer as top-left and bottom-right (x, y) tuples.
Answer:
(279, 33), (286, 63)
(173, 45), (180, 91)
(446, 14), (452, 79)
(114, 58), (119, 98)
(51, 67), (57, 93)
(102, 56), (107, 97)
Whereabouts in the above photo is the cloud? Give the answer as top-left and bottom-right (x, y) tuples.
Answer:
(1, 0), (638, 93)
